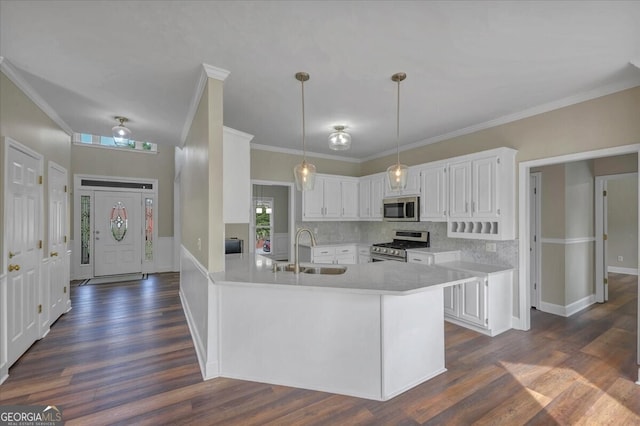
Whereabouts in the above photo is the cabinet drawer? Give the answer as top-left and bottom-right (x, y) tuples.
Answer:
(336, 246), (355, 255)
(407, 252), (433, 265)
(312, 247), (336, 257)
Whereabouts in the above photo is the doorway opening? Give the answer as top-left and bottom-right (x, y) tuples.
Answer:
(250, 180), (295, 262)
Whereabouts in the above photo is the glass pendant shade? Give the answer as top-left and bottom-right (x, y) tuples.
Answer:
(328, 126), (351, 151)
(387, 162), (408, 191)
(294, 160), (317, 191)
(112, 116), (131, 146)
(386, 72), (408, 190)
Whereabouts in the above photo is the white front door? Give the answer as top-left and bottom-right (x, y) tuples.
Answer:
(5, 141), (42, 367)
(48, 162), (68, 321)
(94, 191), (142, 276)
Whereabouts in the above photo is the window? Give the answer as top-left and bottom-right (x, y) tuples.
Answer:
(73, 133), (158, 153)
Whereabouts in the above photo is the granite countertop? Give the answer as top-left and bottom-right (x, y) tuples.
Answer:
(214, 254), (478, 296)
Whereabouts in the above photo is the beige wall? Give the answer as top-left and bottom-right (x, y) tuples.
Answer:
(207, 79), (224, 272)
(593, 154), (638, 176)
(180, 78), (225, 272)
(361, 87), (640, 175)
(251, 149), (361, 182)
(70, 144), (174, 238)
(181, 82), (211, 268)
(607, 175), (638, 270)
(0, 72), (71, 255)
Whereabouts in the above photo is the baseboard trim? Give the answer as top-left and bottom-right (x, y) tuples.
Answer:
(540, 294), (596, 317)
(607, 266), (639, 276)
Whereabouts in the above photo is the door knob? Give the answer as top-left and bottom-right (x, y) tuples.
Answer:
(50, 251), (58, 257)
(8, 251), (15, 259)
(8, 264), (20, 272)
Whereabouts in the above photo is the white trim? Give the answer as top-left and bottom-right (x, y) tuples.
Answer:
(517, 143), (640, 332)
(179, 63), (230, 147)
(631, 60), (640, 70)
(530, 172), (542, 310)
(540, 237), (596, 244)
(360, 80), (640, 163)
(608, 266), (639, 276)
(203, 63), (231, 81)
(251, 143), (362, 164)
(223, 126), (253, 141)
(539, 294), (596, 317)
(0, 57), (73, 135)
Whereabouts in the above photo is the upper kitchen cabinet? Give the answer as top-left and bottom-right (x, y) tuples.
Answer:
(359, 173), (385, 221)
(384, 166), (421, 197)
(447, 147), (517, 240)
(223, 127), (254, 223)
(419, 161), (448, 222)
(302, 174), (359, 221)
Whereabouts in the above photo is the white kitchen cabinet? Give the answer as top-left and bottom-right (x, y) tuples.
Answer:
(419, 162), (448, 222)
(447, 147), (516, 240)
(302, 175), (357, 221)
(341, 179), (359, 219)
(406, 249), (460, 265)
(357, 245), (371, 264)
(223, 127), (254, 223)
(384, 166), (421, 197)
(310, 245), (357, 265)
(442, 267), (512, 337)
(358, 173), (385, 220)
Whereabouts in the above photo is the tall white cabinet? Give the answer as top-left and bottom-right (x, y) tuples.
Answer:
(223, 127), (254, 223)
(358, 173), (385, 221)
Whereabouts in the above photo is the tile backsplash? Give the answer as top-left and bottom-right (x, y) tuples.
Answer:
(297, 221), (518, 268)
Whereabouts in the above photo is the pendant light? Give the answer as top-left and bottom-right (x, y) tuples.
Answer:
(328, 125), (352, 151)
(386, 72), (408, 191)
(112, 116), (132, 146)
(293, 72), (317, 191)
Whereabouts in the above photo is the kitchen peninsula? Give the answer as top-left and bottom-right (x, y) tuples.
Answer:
(185, 254), (482, 401)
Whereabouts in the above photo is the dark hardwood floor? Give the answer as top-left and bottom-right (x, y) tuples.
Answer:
(1, 273), (639, 425)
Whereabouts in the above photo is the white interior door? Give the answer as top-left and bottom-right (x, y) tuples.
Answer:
(5, 141), (42, 367)
(94, 191), (142, 276)
(48, 162), (68, 321)
(602, 181), (609, 301)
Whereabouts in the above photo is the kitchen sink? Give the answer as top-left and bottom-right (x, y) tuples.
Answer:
(272, 263), (347, 275)
(272, 263), (300, 272)
(303, 266), (347, 275)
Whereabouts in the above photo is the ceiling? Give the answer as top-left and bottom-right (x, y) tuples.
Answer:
(2, 1), (640, 161)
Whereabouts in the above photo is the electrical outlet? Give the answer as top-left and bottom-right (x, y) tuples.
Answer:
(313, 227), (318, 235)
(197, 238), (202, 251)
(617, 255), (624, 262)
(486, 242), (497, 252)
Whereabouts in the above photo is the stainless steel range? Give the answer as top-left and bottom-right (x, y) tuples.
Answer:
(370, 230), (430, 262)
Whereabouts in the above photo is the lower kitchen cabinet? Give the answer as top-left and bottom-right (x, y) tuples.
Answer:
(442, 269), (512, 336)
(308, 245), (357, 265)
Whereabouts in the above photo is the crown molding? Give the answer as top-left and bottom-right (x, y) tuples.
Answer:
(223, 126), (254, 142)
(251, 143), (362, 164)
(0, 56), (74, 135)
(179, 63), (231, 147)
(202, 63), (231, 81)
(361, 78), (640, 163)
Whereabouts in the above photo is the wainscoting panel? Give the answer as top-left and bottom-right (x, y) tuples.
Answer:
(179, 246), (219, 379)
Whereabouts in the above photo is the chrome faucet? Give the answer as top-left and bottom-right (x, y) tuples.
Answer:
(294, 228), (317, 273)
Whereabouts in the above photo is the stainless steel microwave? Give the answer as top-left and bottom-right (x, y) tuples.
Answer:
(383, 196), (420, 222)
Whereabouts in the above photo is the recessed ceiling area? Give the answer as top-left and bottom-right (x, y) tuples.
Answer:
(1, 1), (639, 160)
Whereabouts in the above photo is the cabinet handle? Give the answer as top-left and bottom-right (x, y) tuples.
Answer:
(50, 251), (58, 257)
(8, 264), (20, 272)
(412, 258), (423, 262)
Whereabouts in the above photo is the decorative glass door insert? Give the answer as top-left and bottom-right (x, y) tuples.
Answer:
(110, 201), (128, 242)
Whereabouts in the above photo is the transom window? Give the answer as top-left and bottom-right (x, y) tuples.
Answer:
(73, 133), (157, 153)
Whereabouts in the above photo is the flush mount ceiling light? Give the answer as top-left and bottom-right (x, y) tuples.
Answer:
(293, 72), (317, 191)
(112, 116), (132, 146)
(328, 125), (352, 151)
(386, 72), (408, 191)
